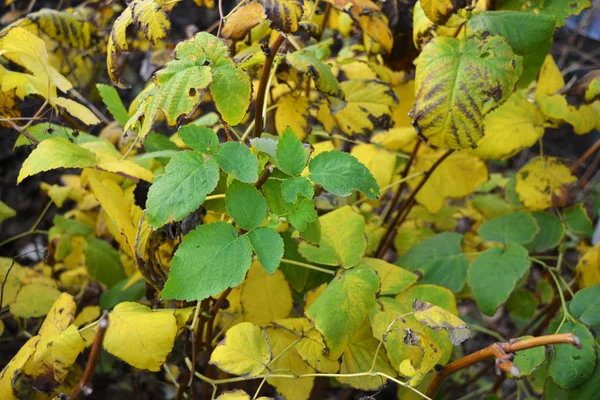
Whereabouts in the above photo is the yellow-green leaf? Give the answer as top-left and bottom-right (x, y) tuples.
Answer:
(104, 302), (178, 371)
(299, 206), (366, 268)
(362, 257), (418, 295)
(17, 137), (97, 184)
(412, 34), (522, 149)
(412, 300), (470, 345)
(210, 322), (272, 376)
(305, 266), (380, 359)
(10, 284), (62, 318)
(131, 0), (171, 45)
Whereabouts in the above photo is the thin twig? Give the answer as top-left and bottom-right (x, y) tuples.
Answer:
(69, 313), (109, 399)
(381, 140), (422, 225)
(426, 334), (580, 397)
(253, 33), (286, 139)
(376, 149), (454, 258)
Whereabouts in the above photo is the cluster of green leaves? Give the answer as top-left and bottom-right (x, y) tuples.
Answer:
(0, 0), (600, 399)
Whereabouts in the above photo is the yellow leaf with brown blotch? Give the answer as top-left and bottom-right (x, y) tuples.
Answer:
(0, 336), (39, 400)
(412, 300), (470, 345)
(258, 0), (304, 33)
(515, 157), (576, 210)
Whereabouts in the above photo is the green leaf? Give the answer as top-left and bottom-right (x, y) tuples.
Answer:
(466, 11), (556, 87)
(210, 64), (252, 126)
(396, 232), (468, 293)
(17, 137), (97, 183)
(496, 0), (591, 27)
(507, 288), (539, 319)
(281, 176), (314, 203)
(362, 257), (418, 296)
(134, 39), (213, 137)
(100, 278), (145, 310)
(85, 237), (126, 288)
(412, 34), (522, 149)
(570, 284), (600, 326)
(478, 211), (540, 245)
(564, 203), (592, 234)
(305, 266), (380, 359)
(53, 215), (94, 236)
(276, 127), (308, 176)
(0, 201), (16, 223)
(468, 245), (530, 315)
(262, 179), (318, 231)
(247, 227), (284, 274)
(146, 151), (219, 228)
(471, 194), (513, 219)
(144, 132), (179, 152)
(309, 151), (379, 200)
(299, 206), (366, 268)
(226, 181), (267, 230)
(286, 51), (343, 99)
(213, 142), (259, 183)
(179, 125), (219, 154)
(524, 211), (564, 253)
(250, 137), (278, 163)
(162, 222), (253, 301)
(97, 83), (130, 126)
(548, 322), (596, 389)
(569, 348), (600, 398)
(512, 336), (546, 377)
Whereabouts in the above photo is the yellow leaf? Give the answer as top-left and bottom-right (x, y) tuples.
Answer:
(565, 103), (597, 135)
(23, 324), (85, 390)
(131, 0), (171, 45)
(107, 6), (133, 87)
(515, 157), (576, 210)
(535, 55), (564, 100)
(412, 300), (470, 345)
(474, 91), (545, 160)
(371, 127), (418, 152)
(272, 318), (340, 373)
(576, 244), (600, 289)
(96, 155), (154, 182)
(0, 258), (22, 307)
(391, 80), (416, 127)
(265, 326), (315, 400)
(258, 0), (304, 33)
(0, 320), (3, 337)
(410, 149), (488, 213)
(350, 143), (397, 189)
(50, 96), (100, 125)
(275, 94), (310, 139)
(73, 306), (101, 328)
(420, 0), (467, 25)
(10, 284), (62, 318)
(0, 26), (71, 95)
(210, 322), (272, 376)
(337, 322), (396, 390)
(358, 14), (393, 53)
(334, 79), (397, 136)
(395, 284), (458, 315)
(216, 390), (250, 400)
(104, 302), (178, 371)
(86, 171), (137, 257)
(45, 184), (72, 207)
(222, 2), (267, 40)
(17, 137), (97, 184)
(362, 257), (418, 295)
(0, 336), (39, 400)
(241, 262), (293, 325)
(39, 293), (77, 336)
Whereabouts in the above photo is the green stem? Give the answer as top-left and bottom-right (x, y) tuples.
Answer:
(280, 258), (335, 275)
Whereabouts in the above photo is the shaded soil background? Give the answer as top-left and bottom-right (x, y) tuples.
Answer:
(0, 0), (599, 399)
